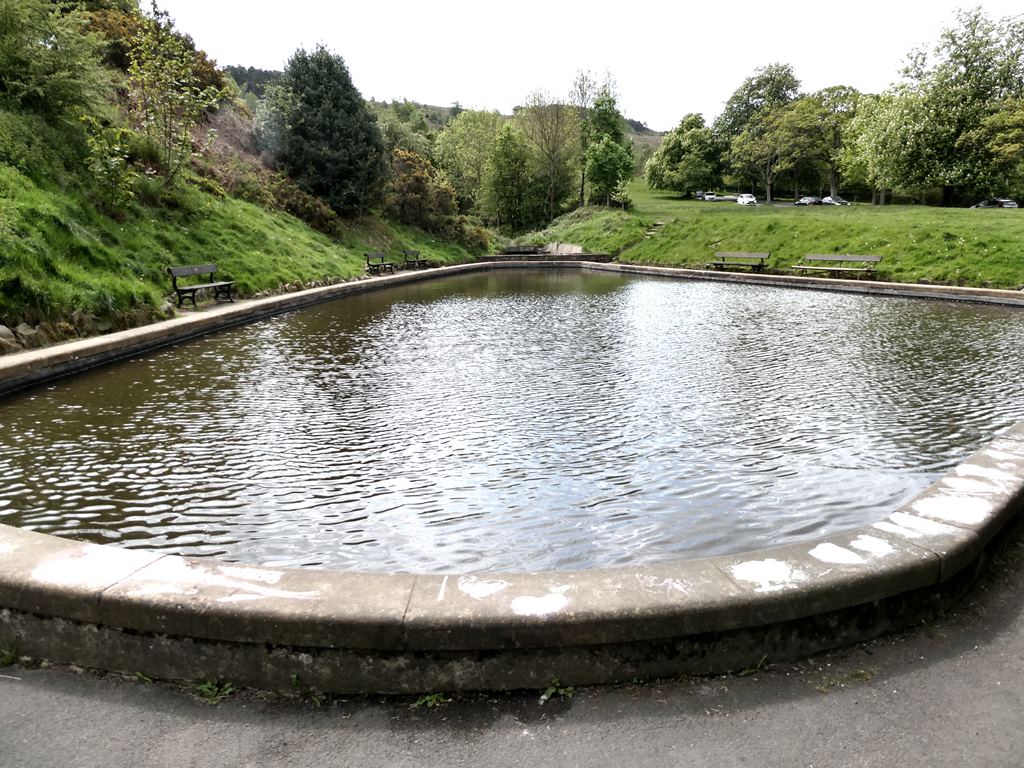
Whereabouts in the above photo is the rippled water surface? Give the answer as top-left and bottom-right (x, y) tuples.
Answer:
(3, 270), (1024, 572)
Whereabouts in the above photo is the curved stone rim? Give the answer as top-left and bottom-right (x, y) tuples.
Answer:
(2, 261), (1024, 691)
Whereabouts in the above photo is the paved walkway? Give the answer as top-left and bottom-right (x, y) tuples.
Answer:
(4, 532), (1024, 768)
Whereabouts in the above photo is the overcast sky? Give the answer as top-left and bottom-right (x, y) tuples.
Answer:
(159, 0), (1022, 132)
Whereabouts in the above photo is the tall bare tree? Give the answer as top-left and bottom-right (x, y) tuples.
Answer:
(516, 90), (578, 221)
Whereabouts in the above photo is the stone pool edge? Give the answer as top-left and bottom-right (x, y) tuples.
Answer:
(2, 261), (1024, 692)
(4, 260), (1024, 398)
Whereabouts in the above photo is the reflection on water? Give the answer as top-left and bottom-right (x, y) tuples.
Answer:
(2, 270), (1023, 572)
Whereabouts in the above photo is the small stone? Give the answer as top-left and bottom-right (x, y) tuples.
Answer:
(131, 307), (154, 328)
(36, 322), (59, 344)
(0, 325), (15, 342)
(70, 310), (98, 337)
(0, 336), (22, 355)
(14, 322), (41, 348)
(53, 322), (78, 340)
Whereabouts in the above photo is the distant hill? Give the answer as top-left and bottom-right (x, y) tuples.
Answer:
(220, 71), (663, 151)
(224, 65), (281, 98)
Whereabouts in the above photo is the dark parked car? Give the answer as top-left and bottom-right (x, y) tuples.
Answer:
(794, 196), (823, 206)
(971, 198), (1018, 208)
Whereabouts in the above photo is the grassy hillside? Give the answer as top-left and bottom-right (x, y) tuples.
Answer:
(521, 180), (1024, 289)
(0, 159), (479, 329)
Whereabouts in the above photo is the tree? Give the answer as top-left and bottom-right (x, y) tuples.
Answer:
(785, 87), (861, 197)
(382, 149), (457, 234)
(957, 98), (1024, 195)
(844, 89), (932, 203)
(589, 91), (625, 146)
(568, 70), (599, 206)
(583, 87), (632, 205)
(516, 90), (578, 222)
(896, 8), (1024, 203)
(481, 123), (545, 233)
(728, 108), (800, 202)
(0, 0), (109, 120)
(434, 109), (502, 212)
(268, 45), (387, 215)
(644, 113), (722, 194)
(713, 62), (800, 140)
(586, 135), (633, 205)
(369, 100), (434, 158)
(128, 3), (225, 182)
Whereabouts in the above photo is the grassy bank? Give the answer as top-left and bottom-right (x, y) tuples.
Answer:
(0, 164), (479, 327)
(522, 180), (1024, 289)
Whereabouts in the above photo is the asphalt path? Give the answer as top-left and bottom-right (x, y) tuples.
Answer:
(4, 532), (1024, 768)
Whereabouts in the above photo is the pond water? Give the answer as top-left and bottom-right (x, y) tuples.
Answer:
(2, 269), (1023, 573)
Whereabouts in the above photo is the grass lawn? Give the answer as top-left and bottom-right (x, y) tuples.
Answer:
(523, 179), (1024, 289)
(0, 164), (480, 325)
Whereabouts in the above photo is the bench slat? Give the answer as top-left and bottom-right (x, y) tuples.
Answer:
(168, 264), (219, 278)
(803, 254), (882, 263)
(704, 251), (770, 272)
(712, 256), (770, 264)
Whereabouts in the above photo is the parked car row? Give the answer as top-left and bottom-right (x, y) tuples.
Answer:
(697, 191), (759, 205)
(696, 192), (854, 206)
(795, 196), (851, 206)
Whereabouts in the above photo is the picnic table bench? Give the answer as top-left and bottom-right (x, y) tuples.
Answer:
(166, 264), (235, 308)
(790, 254), (882, 279)
(703, 251), (770, 272)
(365, 252), (396, 276)
(402, 249), (430, 269)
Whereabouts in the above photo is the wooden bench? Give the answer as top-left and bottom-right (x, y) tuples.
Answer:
(790, 254), (882, 279)
(365, 252), (396, 276)
(703, 251), (770, 272)
(502, 244), (540, 255)
(166, 264), (235, 308)
(402, 249), (430, 269)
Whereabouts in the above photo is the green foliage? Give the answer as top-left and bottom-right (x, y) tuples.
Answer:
(370, 99), (435, 158)
(585, 135), (633, 205)
(268, 45), (388, 215)
(714, 62), (800, 140)
(780, 87), (861, 197)
(0, 0), (110, 120)
(482, 122), (546, 233)
(191, 678), (235, 704)
(516, 91), (578, 222)
(224, 65), (280, 98)
(383, 148), (458, 234)
(958, 98), (1024, 195)
(589, 91), (625, 147)
(81, 116), (136, 214)
(435, 108), (503, 212)
(200, 153), (340, 234)
(728, 108), (798, 202)
(851, 8), (1024, 202)
(644, 113), (722, 194)
(0, 108), (80, 183)
(539, 677), (575, 704)
(128, 3), (224, 182)
(412, 692), (452, 709)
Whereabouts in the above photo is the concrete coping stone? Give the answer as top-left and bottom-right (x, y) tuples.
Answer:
(1, 425), (1022, 652)
(2, 261), (1024, 665)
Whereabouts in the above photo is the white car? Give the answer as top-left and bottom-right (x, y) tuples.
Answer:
(737, 193), (757, 206)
